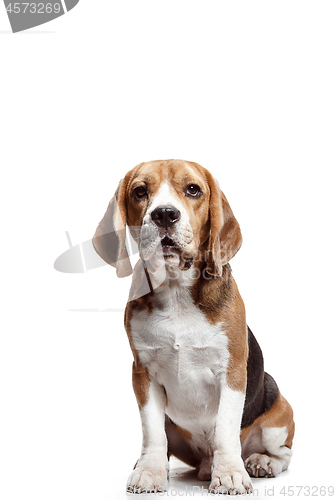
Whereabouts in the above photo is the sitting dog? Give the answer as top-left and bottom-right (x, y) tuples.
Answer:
(93, 159), (295, 495)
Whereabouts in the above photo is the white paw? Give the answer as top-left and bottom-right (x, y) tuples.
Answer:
(244, 453), (283, 478)
(210, 459), (253, 495)
(126, 457), (169, 494)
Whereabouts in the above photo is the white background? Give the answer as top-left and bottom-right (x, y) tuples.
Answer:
(1, 1), (335, 499)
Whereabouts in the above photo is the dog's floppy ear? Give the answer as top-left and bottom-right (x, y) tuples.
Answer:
(205, 172), (242, 277)
(92, 177), (133, 278)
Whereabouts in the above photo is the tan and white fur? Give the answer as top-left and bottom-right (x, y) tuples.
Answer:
(93, 159), (295, 495)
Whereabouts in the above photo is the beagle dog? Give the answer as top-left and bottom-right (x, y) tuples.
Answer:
(93, 160), (295, 495)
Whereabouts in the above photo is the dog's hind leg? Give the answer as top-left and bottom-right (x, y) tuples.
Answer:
(241, 393), (295, 478)
(165, 416), (202, 469)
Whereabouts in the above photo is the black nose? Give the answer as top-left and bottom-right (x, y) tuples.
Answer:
(151, 206), (181, 228)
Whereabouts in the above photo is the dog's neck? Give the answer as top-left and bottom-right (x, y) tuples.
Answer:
(146, 262), (197, 292)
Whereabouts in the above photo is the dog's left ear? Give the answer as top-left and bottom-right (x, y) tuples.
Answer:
(92, 176), (133, 278)
(205, 172), (242, 277)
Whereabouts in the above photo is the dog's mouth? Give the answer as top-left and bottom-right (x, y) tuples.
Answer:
(160, 235), (180, 258)
(161, 236), (178, 248)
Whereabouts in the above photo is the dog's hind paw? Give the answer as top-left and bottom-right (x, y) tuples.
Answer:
(244, 453), (284, 478)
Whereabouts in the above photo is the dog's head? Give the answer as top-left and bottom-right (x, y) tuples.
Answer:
(93, 160), (242, 278)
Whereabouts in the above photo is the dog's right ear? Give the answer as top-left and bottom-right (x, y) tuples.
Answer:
(92, 177), (133, 278)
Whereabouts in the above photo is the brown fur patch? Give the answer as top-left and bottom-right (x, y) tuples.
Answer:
(190, 262), (248, 393)
(132, 361), (151, 408)
(93, 165), (142, 277)
(124, 270), (153, 408)
(223, 281), (248, 392)
(175, 425), (193, 441)
(240, 393), (295, 449)
(192, 164), (242, 276)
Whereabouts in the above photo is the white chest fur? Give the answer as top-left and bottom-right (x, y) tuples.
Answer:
(130, 268), (230, 432)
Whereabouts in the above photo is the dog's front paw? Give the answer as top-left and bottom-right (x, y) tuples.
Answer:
(126, 456), (169, 494)
(210, 456), (253, 495)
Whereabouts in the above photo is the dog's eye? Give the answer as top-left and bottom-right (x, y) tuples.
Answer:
(133, 186), (147, 200)
(186, 184), (202, 198)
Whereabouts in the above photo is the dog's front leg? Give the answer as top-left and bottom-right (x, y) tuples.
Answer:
(127, 362), (168, 494)
(210, 380), (253, 495)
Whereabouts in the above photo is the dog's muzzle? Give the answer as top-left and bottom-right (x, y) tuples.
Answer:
(139, 203), (194, 270)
